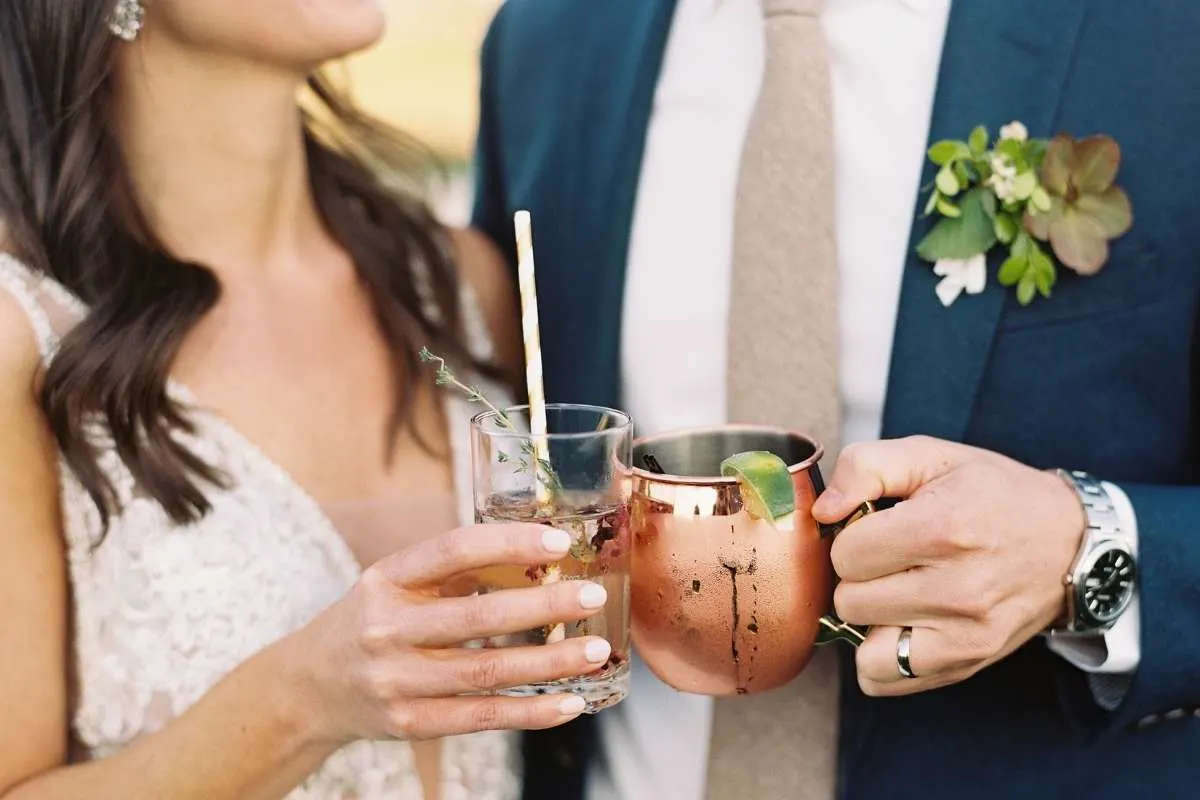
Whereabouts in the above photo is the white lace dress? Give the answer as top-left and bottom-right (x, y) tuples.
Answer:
(0, 254), (521, 800)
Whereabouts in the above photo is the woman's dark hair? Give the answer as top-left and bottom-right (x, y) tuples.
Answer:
(0, 3), (492, 526)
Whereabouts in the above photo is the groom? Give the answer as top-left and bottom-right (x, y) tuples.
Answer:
(472, 1), (1200, 798)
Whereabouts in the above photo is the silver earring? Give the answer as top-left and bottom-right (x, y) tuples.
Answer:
(107, 0), (145, 42)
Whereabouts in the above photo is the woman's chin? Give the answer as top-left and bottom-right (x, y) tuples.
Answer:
(302, 0), (388, 60)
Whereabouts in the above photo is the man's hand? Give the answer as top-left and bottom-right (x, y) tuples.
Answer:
(811, 436), (1086, 697)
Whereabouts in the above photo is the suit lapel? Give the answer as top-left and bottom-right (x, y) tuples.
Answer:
(512, 0), (678, 410)
(881, 0), (1087, 440)
(591, 0), (680, 408)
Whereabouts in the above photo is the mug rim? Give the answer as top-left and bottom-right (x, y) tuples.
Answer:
(630, 423), (824, 486)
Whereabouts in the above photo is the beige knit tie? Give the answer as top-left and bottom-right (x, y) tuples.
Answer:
(712, 0), (841, 798)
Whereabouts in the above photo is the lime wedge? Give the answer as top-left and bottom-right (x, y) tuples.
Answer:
(720, 450), (796, 530)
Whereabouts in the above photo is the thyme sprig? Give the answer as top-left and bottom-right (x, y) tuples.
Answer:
(418, 347), (512, 427)
(419, 347), (563, 496)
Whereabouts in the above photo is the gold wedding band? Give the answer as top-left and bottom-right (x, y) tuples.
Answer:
(896, 627), (916, 679)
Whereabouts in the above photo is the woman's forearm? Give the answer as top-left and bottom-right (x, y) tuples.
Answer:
(5, 637), (341, 800)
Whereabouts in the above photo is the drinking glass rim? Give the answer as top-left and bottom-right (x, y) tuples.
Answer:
(630, 423), (824, 486)
(470, 403), (632, 440)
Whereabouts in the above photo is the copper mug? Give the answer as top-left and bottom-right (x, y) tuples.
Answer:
(629, 425), (872, 696)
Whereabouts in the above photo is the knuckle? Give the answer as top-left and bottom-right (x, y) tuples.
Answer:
(905, 434), (939, 450)
(469, 699), (506, 732)
(937, 578), (981, 618)
(829, 540), (851, 579)
(971, 522), (1001, 554)
(973, 581), (1004, 620)
(436, 529), (473, 566)
(461, 598), (504, 635)
(465, 654), (508, 692)
(906, 435), (951, 467)
(858, 674), (885, 697)
(504, 523), (536, 554)
(960, 592), (994, 622)
(942, 522), (974, 553)
(930, 519), (977, 555)
(358, 623), (395, 657)
(360, 663), (399, 702)
(838, 442), (869, 473)
(358, 563), (399, 602)
(949, 567), (1001, 619)
(360, 562), (390, 589)
(386, 705), (420, 740)
(548, 582), (575, 618)
(956, 626), (1002, 665)
(548, 644), (580, 676)
(832, 583), (860, 623)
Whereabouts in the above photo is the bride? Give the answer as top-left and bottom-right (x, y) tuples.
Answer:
(0, 2), (610, 798)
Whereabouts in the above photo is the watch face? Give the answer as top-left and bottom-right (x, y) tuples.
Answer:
(1081, 546), (1137, 625)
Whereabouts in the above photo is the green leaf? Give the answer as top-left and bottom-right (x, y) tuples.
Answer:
(967, 156), (989, 182)
(993, 213), (1018, 244)
(969, 125), (989, 156)
(936, 166), (960, 196)
(1011, 171), (1038, 201)
(1030, 242), (1057, 291)
(1073, 135), (1121, 193)
(1001, 199), (1025, 216)
(1048, 206), (1109, 275)
(1032, 266), (1054, 298)
(980, 190), (998, 219)
(1040, 135), (1073, 195)
(953, 161), (973, 185)
(936, 197), (962, 218)
(998, 139), (1025, 167)
(1074, 186), (1133, 238)
(1016, 273), (1037, 305)
(1029, 243), (1056, 297)
(1030, 186), (1053, 213)
(923, 189), (940, 216)
(1011, 230), (1033, 258)
(928, 140), (971, 166)
(1025, 138), (1049, 168)
(998, 252), (1028, 286)
(915, 187), (998, 262)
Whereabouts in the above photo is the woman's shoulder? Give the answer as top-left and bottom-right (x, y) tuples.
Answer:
(448, 227), (522, 376)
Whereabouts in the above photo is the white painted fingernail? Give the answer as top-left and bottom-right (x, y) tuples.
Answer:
(558, 695), (586, 715)
(584, 639), (612, 664)
(578, 583), (608, 609)
(542, 529), (572, 554)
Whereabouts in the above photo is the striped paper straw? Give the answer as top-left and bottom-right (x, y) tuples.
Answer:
(514, 210), (551, 506)
(514, 211), (564, 643)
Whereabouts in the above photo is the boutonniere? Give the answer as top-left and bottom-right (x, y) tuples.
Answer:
(916, 121), (1133, 307)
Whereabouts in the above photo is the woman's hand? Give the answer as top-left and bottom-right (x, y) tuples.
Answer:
(292, 523), (610, 743)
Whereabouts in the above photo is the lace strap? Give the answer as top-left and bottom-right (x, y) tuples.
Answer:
(413, 231), (498, 364)
(0, 254), (65, 364)
(459, 284), (497, 363)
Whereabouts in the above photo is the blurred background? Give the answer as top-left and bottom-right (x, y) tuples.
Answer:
(340, 0), (504, 225)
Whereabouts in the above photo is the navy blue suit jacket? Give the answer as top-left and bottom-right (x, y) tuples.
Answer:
(471, 1), (1200, 797)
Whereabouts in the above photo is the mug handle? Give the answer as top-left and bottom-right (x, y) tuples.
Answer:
(814, 500), (875, 647)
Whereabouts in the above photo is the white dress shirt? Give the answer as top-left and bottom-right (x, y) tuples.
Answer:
(597, 1), (1142, 799)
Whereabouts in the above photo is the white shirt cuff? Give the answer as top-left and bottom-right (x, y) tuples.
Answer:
(1045, 480), (1140, 676)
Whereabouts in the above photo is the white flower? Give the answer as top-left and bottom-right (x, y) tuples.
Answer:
(986, 154), (1018, 201)
(933, 254), (987, 307)
(999, 121), (1029, 143)
(990, 155), (1017, 179)
(988, 175), (1016, 202)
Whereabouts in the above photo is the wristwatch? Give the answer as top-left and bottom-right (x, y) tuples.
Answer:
(1050, 469), (1138, 635)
